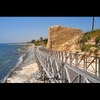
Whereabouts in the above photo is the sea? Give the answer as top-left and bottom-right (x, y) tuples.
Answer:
(0, 43), (25, 83)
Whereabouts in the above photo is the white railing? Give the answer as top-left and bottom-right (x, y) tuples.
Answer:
(35, 47), (100, 83)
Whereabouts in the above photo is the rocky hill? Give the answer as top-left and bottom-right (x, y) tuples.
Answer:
(47, 25), (83, 52)
(79, 29), (100, 55)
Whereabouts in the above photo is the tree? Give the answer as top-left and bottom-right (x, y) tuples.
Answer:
(95, 36), (100, 46)
(43, 38), (48, 44)
(40, 37), (43, 41)
(31, 39), (35, 43)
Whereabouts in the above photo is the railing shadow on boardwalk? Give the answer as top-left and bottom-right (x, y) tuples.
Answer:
(35, 46), (100, 83)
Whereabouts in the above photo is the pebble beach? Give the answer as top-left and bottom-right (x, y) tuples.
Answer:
(5, 44), (43, 83)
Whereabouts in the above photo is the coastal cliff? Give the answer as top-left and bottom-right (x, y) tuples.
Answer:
(47, 25), (83, 52)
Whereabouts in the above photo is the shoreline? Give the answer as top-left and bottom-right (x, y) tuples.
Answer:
(2, 54), (25, 83)
(4, 44), (43, 83)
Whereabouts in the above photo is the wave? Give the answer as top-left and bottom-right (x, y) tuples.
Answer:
(2, 54), (26, 83)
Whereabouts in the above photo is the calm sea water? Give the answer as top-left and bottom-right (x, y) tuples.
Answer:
(0, 43), (24, 83)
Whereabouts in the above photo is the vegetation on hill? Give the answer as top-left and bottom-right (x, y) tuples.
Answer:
(31, 37), (48, 46)
(78, 29), (100, 54)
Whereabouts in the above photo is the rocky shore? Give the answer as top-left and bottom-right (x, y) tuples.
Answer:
(5, 44), (43, 83)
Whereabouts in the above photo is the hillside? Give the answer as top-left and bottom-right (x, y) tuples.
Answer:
(46, 25), (100, 56)
(78, 29), (100, 55)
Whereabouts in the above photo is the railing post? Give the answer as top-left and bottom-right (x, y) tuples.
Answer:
(85, 56), (88, 70)
(70, 53), (72, 66)
(43, 70), (45, 83)
(57, 51), (59, 59)
(98, 58), (100, 78)
(75, 53), (78, 67)
(55, 51), (57, 58)
(56, 51), (58, 59)
(64, 52), (67, 62)
(60, 51), (61, 60)
(95, 57), (97, 76)
(58, 51), (60, 59)
(78, 75), (81, 83)
(61, 63), (67, 83)
(61, 52), (63, 61)
(84, 54), (87, 70)
(63, 52), (66, 62)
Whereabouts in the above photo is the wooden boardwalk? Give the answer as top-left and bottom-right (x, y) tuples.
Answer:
(35, 46), (100, 83)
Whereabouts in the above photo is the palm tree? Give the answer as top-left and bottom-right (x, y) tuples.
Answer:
(92, 17), (95, 31)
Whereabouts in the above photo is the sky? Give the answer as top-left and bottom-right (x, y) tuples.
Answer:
(0, 17), (100, 43)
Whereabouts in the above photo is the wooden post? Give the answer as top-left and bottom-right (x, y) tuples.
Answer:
(56, 51), (57, 58)
(78, 75), (81, 83)
(63, 52), (66, 62)
(58, 51), (59, 59)
(84, 56), (85, 70)
(56, 51), (58, 59)
(64, 52), (67, 62)
(44, 58), (47, 72)
(64, 65), (71, 83)
(55, 60), (61, 83)
(61, 63), (66, 83)
(43, 71), (45, 83)
(62, 52), (63, 61)
(55, 51), (57, 58)
(60, 52), (61, 60)
(85, 56), (87, 71)
(75, 53), (78, 67)
(70, 53), (72, 66)
(95, 58), (97, 76)
(98, 58), (100, 78)
(84, 54), (87, 70)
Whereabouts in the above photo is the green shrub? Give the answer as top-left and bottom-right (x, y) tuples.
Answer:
(79, 34), (91, 44)
(31, 38), (48, 46)
(81, 44), (94, 52)
(31, 39), (35, 43)
(95, 36), (100, 45)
